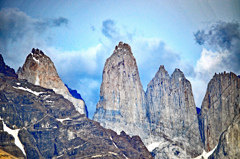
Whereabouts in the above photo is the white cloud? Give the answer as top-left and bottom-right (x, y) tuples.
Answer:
(190, 48), (240, 108)
(195, 49), (231, 81)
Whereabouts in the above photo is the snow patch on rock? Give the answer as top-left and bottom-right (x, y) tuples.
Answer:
(13, 86), (44, 96)
(56, 117), (71, 123)
(194, 144), (218, 159)
(2, 121), (26, 156)
(147, 142), (161, 152)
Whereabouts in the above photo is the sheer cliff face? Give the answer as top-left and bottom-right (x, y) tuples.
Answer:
(17, 48), (87, 116)
(146, 66), (202, 157)
(209, 114), (240, 159)
(199, 72), (240, 152)
(93, 42), (149, 140)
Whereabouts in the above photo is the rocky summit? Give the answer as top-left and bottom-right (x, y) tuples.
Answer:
(0, 54), (153, 159)
(17, 48), (87, 116)
(146, 66), (202, 158)
(93, 42), (203, 158)
(199, 72), (240, 152)
(93, 42), (150, 142)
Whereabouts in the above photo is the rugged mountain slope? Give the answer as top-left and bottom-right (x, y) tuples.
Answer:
(199, 72), (240, 152)
(146, 66), (202, 158)
(0, 56), (153, 159)
(93, 42), (150, 142)
(209, 114), (240, 159)
(17, 48), (87, 116)
(0, 54), (17, 78)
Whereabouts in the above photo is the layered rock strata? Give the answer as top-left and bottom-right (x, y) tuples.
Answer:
(17, 48), (87, 116)
(0, 55), (153, 159)
(146, 66), (202, 157)
(199, 72), (240, 152)
(93, 42), (150, 141)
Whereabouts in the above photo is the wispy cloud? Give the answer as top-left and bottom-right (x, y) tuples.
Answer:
(194, 21), (240, 76)
(102, 19), (118, 39)
(0, 8), (69, 69)
(192, 21), (240, 107)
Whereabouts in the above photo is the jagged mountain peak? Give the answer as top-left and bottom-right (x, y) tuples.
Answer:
(18, 49), (87, 116)
(0, 54), (18, 78)
(171, 68), (185, 79)
(156, 65), (169, 77)
(112, 41), (133, 57)
(93, 41), (149, 143)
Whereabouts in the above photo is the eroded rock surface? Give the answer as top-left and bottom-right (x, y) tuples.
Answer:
(209, 114), (240, 159)
(146, 65), (202, 157)
(17, 48), (87, 116)
(0, 74), (152, 159)
(93, 42), (150, 141)
(0, 53), (152, 158)
(199, 72), (240, 152)
(93, 42), (203, 158)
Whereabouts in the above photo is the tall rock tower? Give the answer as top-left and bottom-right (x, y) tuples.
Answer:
(199, 72), (240, 152)
(17, 48), (87, 116)
(146, 66), (202, 157)
(93, 42), (150, 141)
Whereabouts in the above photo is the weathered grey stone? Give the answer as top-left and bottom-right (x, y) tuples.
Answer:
(209, 114), (240, 159)
(199, 72), (240, 152)
(93, 42), (203, 158)
(93, 42), (150, 142)
(17, 48), (87, 116)
(146, 65), (202, 157)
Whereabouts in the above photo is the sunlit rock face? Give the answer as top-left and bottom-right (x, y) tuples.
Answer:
(146, 66), (202, 157)
(17, 48), (87, 116)
(209, 114), (240, 159)
(199, 72), (240, 152)
(93, 42), (150, 142)
(93, 42), (203, 158)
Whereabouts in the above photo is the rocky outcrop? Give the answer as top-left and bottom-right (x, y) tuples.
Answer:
(146, 66), (202, 157)
(93, 42), (203, 158)
(65, 84), (89, 118)
(0, 72), (152, 158)
(209, 114), (240, 159)
(0, 54), (17, 78)
(199, 72), (240, 152)
(93, 42), (150, 142)
(0, 149), (19, 159)
(17, 48), (87, 116)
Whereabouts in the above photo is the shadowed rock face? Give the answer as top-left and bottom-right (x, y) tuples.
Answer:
(199, 72), (240, 152)
(17, 48), (87, 116)
(93, 42), (150, 142)
(0, 54), (17, 78)
(0, 74), (152, 159)
(146, 66), (202, 158)
(209, 114), (240, 159)
(65, 84), (89, 118)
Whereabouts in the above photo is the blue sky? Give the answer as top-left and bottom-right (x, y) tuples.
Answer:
(0, 0), (240, 118)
